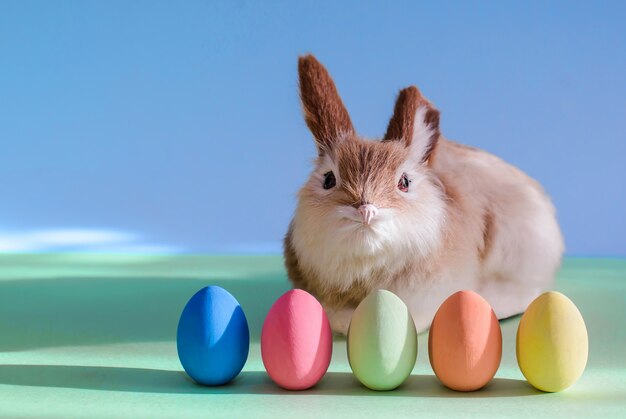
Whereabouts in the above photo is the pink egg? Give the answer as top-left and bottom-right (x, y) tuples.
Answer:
(261, 289), (333, 390)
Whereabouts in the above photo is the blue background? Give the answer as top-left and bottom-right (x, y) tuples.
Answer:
(1, 1), (624, 255)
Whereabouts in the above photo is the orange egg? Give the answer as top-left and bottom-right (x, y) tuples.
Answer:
(428, 290), (502, 391)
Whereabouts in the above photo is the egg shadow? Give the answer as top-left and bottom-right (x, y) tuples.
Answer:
(0, 365), (542, 398)
(311, 372), (542, 398)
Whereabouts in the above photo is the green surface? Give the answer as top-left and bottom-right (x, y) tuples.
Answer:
(0, 255), (625, 418)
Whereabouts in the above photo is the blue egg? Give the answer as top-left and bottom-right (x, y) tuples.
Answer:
(177, 286), (249, 385)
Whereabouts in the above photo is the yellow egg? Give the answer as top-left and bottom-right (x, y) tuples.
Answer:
(516, 291), (588, 392)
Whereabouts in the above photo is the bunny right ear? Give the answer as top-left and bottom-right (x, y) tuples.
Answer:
(298, 55), (355, 155)
(383, 86), (440, 164)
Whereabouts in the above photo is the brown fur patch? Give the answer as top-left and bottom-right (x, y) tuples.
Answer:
(298, 55), (354, 155)
(334, 138), (408, 209)
(283, 222), (309, 290)
(480, 209), (495, 261)
(383, 86), (440, 163)
(320, 281), (371, 309)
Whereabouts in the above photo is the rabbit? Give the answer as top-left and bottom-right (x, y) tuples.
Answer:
(284, 54), (564, 334)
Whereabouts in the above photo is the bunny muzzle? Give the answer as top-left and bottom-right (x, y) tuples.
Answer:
(357, 204), (378, 225)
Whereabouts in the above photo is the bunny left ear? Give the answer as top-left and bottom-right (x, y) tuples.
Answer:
(383, 86), (440, 163)
(298, 54), (355, 155)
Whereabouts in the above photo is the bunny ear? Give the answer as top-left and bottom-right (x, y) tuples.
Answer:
(383, 86), (440, 163)
(298, 55), (355, 154)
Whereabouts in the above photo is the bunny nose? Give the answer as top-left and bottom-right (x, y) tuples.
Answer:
(358, 204), (378, 225)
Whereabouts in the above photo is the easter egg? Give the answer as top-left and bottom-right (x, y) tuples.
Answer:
(347, 290), (417, 390)
(428, 290), (502, 391)
(261, 289), (332, 390)
(516, 291), (588, 392)
(177, 286), (249, 385)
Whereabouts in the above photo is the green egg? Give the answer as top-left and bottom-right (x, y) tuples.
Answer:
(347, 289), (417, 390)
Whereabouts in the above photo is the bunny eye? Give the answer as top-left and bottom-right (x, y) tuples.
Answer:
(398, 173), (410, 192)
(323, 171), (336, 189)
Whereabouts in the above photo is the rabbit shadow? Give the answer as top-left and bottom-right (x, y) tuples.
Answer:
(0, 364), (542, 398)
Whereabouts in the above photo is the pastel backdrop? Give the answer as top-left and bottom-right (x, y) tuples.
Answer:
(1, 0), (625, 256)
